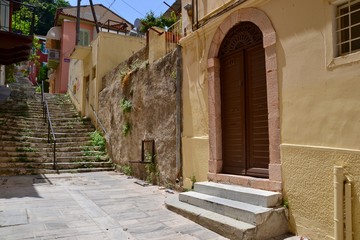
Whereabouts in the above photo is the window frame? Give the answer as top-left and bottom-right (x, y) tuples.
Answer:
(335, 0), (360, 56)
(79, 28), (91, 47)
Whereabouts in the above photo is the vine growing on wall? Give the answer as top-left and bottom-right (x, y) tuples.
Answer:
(120, 98), (132, 113)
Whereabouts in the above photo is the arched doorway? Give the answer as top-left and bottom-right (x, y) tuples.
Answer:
(219, 22), (269, 177)
(207, 8), (281, 191)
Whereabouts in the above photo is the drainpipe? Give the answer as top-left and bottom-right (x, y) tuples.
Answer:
(345, 181), (352, 240)
(175, 45), (183, 180)
(334, 166), (344, 240)
(334, 166), (353, 240)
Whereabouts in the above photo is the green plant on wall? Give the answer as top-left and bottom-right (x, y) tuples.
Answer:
(5, 64), (15, 84)
(282, 199), (289, 209)
(90, 130), (106, 152)
(120, 98), (132, 113)
(145, 152), (155, 162)
(190, 175), (196, 190)
(171, 70), (177, 79)
(145, 152), (158, 184)
(121, 164), (133, 176)
(122, 122), (131, 136)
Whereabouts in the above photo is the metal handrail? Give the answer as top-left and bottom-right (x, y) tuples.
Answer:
(41, 80), (44, 103)
(44, 100), (57, 170)
(90, 104), (107, 136)
(41, 82), (56, 170)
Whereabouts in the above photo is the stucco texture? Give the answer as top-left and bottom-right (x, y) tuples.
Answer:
(281, 144), (360, 239)
(68, 32), (145, 124)
(98, 50), (178, 186)
(181, 32), (209, 188)
(180, 0), (360, 238)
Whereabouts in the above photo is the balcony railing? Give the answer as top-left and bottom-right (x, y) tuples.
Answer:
(165, 18), (182, 54)
(99, 19), (130, 35)
(0, 0), (36, 36)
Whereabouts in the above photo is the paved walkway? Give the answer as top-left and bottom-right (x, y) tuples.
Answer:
(0, 172), (228, 240)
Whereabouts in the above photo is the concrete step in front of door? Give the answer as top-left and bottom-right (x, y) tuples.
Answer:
(165, 182), (289, 240)
(194, 182), (282, 207)
(165, 195), (257, 240)
(179, 191), (278, 226)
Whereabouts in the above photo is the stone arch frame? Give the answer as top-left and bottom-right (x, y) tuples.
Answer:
(207, 8), (281, 191)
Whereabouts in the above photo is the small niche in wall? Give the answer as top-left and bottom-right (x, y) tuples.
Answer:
(141, 139), (155, 163)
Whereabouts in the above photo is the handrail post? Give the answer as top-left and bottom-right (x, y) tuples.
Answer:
(43, 104), (46, 123)
(53, 141), (56, 170)
(41, 80), (44, 103)
(48, 121), (50, 143)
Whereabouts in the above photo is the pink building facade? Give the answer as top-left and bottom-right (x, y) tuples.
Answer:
(55, 21), (93, 93)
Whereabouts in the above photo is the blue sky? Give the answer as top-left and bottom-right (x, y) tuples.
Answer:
(68, 0), (176, 25)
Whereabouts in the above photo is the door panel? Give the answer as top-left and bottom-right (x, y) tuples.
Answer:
(221, 52), (246, 175)
(220, 43), (269, 178)
(245, 44), (269, 177)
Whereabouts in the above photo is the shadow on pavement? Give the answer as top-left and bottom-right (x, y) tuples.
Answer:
(0, 174), (51, 199)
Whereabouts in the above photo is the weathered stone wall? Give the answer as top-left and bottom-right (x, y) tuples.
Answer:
(98, 49), (178, 186)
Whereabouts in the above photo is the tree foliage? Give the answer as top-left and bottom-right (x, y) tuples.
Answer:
(139, 11), (177, 33)
(29, 37), (41, 66)
(13, 0), (70, 36)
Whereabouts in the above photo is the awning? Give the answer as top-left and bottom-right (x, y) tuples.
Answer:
(46, 27), (62, 40)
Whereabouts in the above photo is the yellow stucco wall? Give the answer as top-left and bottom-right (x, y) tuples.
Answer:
(181, 30), (209, 189)
(181, 0), (360, 238)
(68, 32), (145, 126)
(149, 28), (166, 63)
(94, 32), (145, 112)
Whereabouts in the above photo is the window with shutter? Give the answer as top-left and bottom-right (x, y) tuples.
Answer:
(79, 29), (90, 46)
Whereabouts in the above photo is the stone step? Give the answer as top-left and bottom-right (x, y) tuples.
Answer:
(165, 195), (257, 240)
(171, 192), (288, 240)
(194, 182), (282, 207)
(0, 113), (43, 118)
(0, 161), (112, 170)
(53, 133), (92, 138)
(0, 167), (114, 176)
(0, 138), (91, 146)
(0, 136), (48, 143)
(3, 135), (97, 143)
(0, 145), (102, 152)
(55, 136), (92, 143)
(56, 156), (109, 162)
(179, 191), (273, 226)
(0, 109), (43, 114)
(0, 125), (94, 133)
(0, 130), (47, 138)
(0, 155), (109, 163)
(0, 151), (107, 159)
(0, 117), (92, 126)
(0, 85), (111, 176)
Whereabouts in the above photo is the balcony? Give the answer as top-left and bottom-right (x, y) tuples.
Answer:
(0, 0), (35, 65)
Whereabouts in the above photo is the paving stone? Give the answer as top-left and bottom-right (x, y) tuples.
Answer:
(0, 208), (28, 227)
(0, 172), (229, 239)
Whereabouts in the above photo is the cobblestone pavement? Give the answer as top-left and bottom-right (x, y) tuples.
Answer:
(0, 172), (228, 240)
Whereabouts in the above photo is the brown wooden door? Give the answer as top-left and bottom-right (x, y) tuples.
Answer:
(221, 43), (269, 177)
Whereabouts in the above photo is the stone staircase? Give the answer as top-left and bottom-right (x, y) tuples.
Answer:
(165, 182), (289, 240)
(0, 79), (114, 176)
